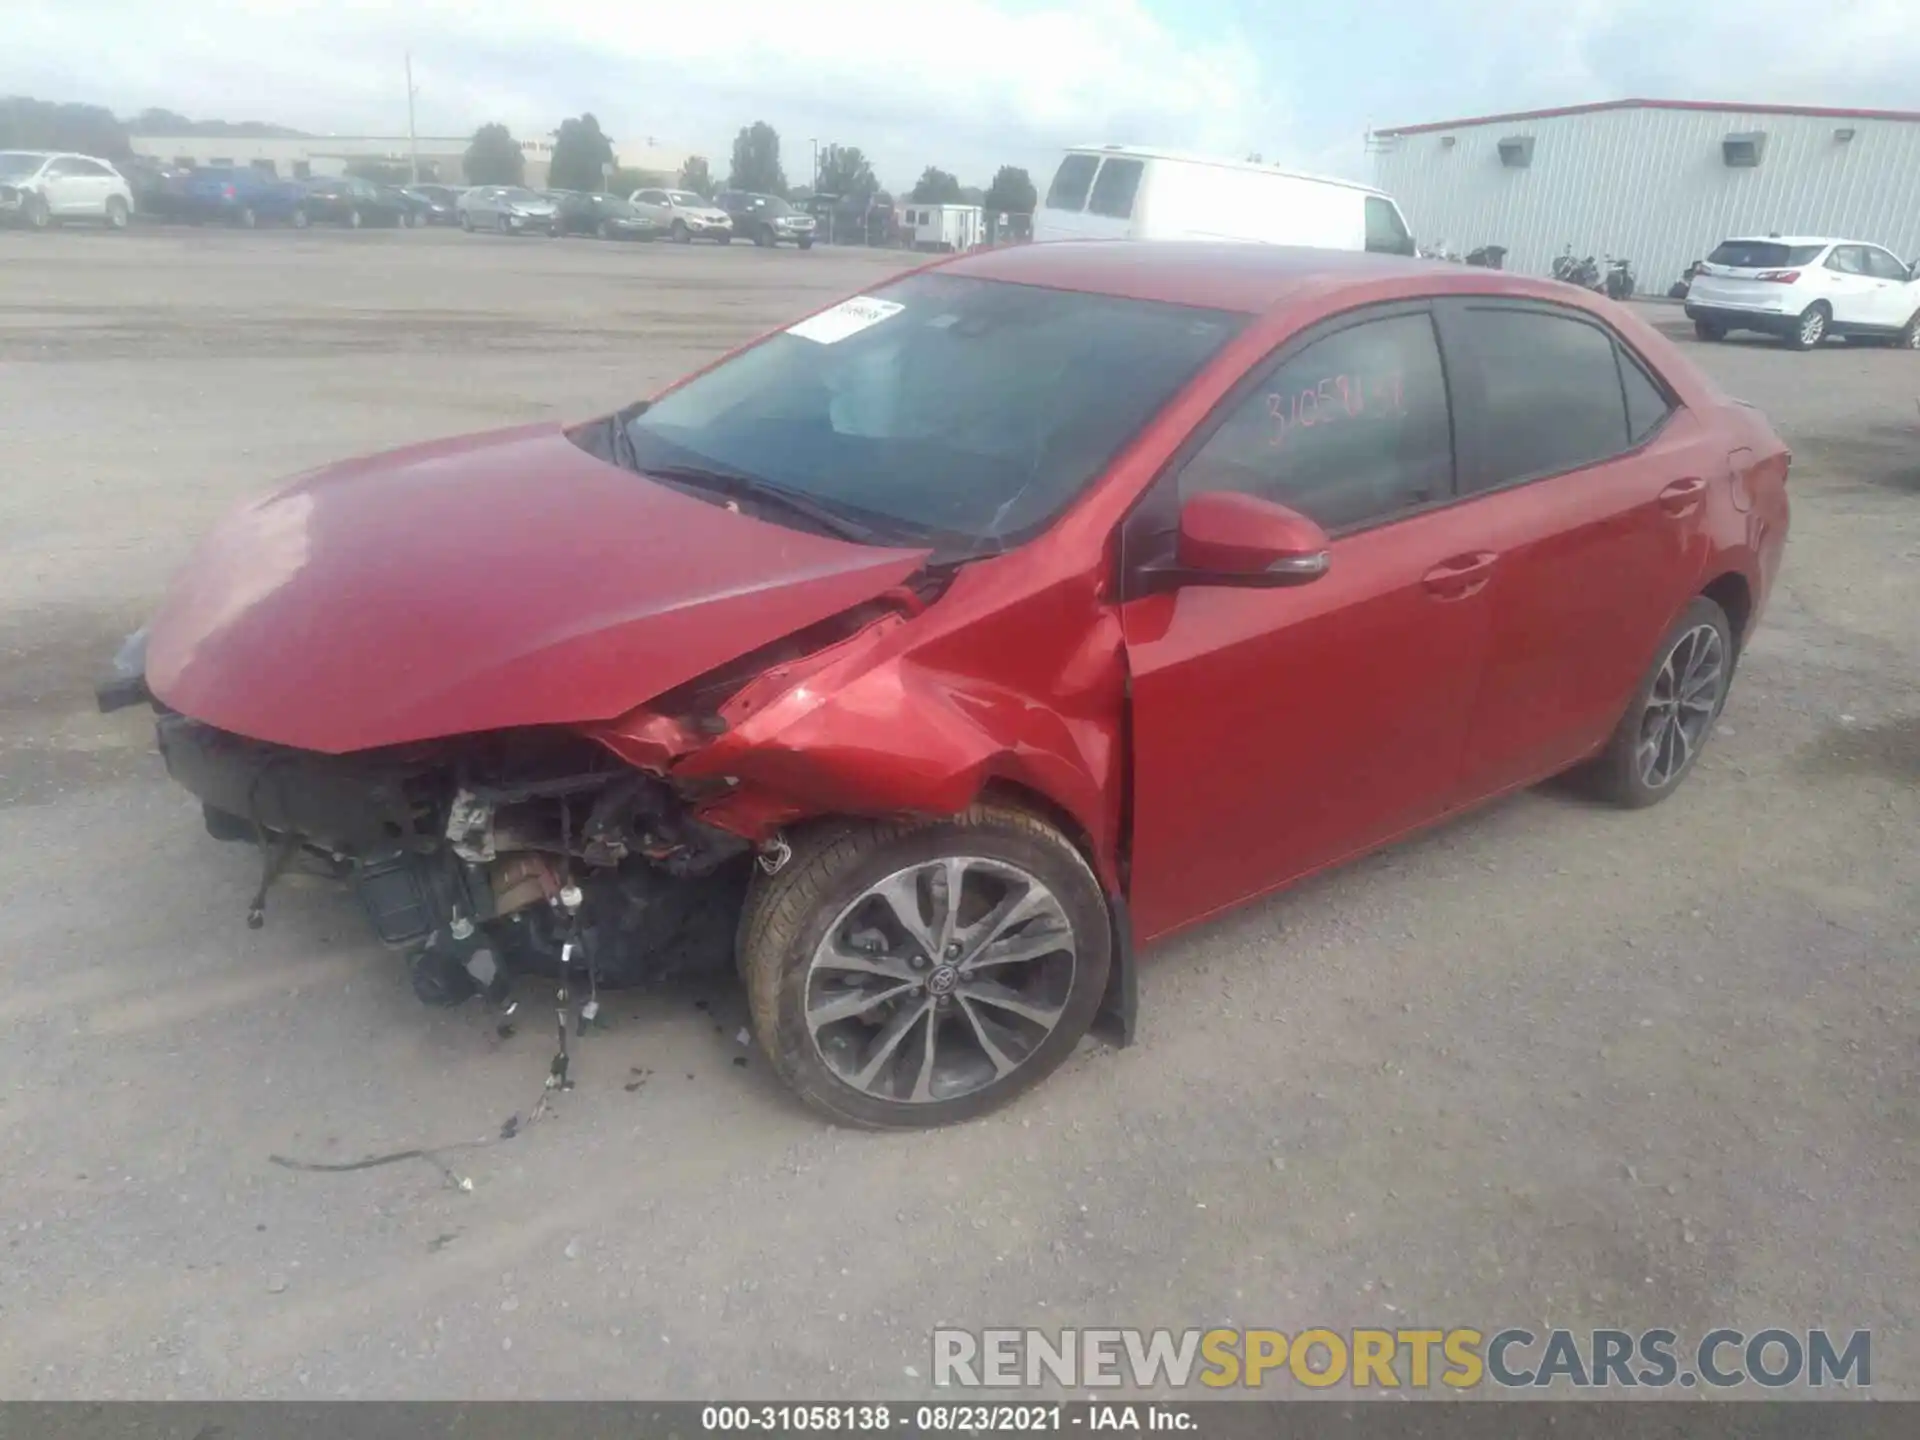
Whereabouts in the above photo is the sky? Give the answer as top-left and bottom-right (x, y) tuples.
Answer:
(10, 0), (1920, 192)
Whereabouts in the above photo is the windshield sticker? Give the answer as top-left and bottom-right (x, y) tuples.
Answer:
(788, 296), (906, 345)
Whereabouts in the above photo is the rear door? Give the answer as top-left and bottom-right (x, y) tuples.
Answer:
(1820, 245), (1882, 327)
(1433, 298), (1709, 795)
(1121, 303), (1494, 941)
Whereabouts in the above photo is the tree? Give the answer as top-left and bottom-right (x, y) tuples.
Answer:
(728, 122), (786, 196)
(677, 156), (715, 197)
(463, 123), (523, 185)
(549, 113), (616, 192)
(910, 166), (962, 204)
(815, 144), (878, 201)
(0, 97), (128, 158)
(983, 165), (1037, 216)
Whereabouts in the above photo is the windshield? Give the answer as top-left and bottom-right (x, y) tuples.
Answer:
(0, 152), (45, 179)
(1707, 240), (1826, 269)
(667, 190), (706, 206)
(500, 187), (540, 203)
(623, 272), (1245, 555)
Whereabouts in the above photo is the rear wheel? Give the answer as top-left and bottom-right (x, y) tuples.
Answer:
(600, 219), (616, 240)
(1787, 302), (1829, 350)
(1586, 597), (1734, 808)
(345, 207), (363, 229)
(234, 205), (258, 229)
(753, 225), (774, 247)
(742, 805), (1111, 1130)
(291, 206), (311, 230)
(1693, 318), (1724, 342)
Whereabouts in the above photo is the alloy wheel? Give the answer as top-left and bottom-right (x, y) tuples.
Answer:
(1636, 624), (1726, 789)
(1799, 308), (1826, 346)
(804, 856), (1077, 1105)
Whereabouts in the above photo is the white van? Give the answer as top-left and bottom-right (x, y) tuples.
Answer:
(1034, 145), (1416, 254)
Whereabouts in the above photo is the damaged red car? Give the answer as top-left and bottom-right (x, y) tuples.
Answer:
(99, 243), (1790, 1128)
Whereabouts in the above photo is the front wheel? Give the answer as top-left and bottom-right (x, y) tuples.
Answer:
(670, 220), (690, 243)
(345, 207), (363, 229)
(1693, 319), (1724, 342)
(291, 206), (311, 230)
(460, 211), (474, 232)
(1788, 303), (1828, 350)
(1585, 596), (1734, 808)
(798, 237), (814, 251)
(24, 192), (51, 230)
(741, 805), (1111, 1129)
(1899, 312), (1920, 350)
(104, 195), (130, 230)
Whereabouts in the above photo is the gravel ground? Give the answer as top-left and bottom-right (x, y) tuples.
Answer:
(0, 227), (1914, 1400)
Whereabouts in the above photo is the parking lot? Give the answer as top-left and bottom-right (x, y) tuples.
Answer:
(1, 226), (1915, 1399)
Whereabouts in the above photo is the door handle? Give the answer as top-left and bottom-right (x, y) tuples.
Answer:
(1658, 477), (1708, 514)
(1422, 551), (1497, 600)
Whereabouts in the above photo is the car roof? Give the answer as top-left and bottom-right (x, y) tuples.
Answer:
(1719, 235), (1840, 247)
(1063, 144), (1393, 198)
(937, 241), (1596, 316)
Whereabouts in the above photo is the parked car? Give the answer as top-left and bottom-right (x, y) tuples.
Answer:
(1035, 144), (1416, 255)
(714, 190), (817, 248)
(628, 186), (732, 243)
(1685, 235), (1920, 350)
(458, 185), (558, 234)
(402, 184), (462, 225)
(378, 185), (435, 226)
(0, 150), (134, 229)
(177, 166), (310, 228)
(100, 243), (1789, 1129)
(298, 175), (409, 229)
(551, 190), (658, 240)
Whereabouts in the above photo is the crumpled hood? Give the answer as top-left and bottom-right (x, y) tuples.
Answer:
(145, 423), (929, 754)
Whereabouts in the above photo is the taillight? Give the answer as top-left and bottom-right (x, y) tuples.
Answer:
(222, 184), (236, 199)
(1755, 269), (1800, 283)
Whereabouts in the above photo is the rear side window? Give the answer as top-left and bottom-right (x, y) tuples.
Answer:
(1044, 154), (1099, 212)
(1707, 240), (1825, 268)
(1454, 307), (1645, 490)
(1179, 311), (1454, 532)
(1364, 197), (1414, 255)
(1086, 158), (1144, 219)
(1619, 351), (1673, 445)
(1825, 246), (1868, 275)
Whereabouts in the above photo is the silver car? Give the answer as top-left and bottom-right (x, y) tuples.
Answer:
(628, 187), (733, 243)
(457, 185), (558, 235)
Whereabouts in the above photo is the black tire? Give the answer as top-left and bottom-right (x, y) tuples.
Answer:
(460, 211), (474, 232)
(1693, 319), (1724, 341)
(670, 220), (690, 243)
(798, 237), (814, 251)
(741, 804), (1111, 1129)
(1585, 596), (1734, 809)
(24, 192), (51, 230)
(1900, 311), (1920, 351)
(753, 225), (774, 247)
(408, 944), (479, 1006)
(105, 195), (130, 230)
(1787, 302), (1828, 350)
(600, 219), (616, 240)
(291, 206), (310, 230)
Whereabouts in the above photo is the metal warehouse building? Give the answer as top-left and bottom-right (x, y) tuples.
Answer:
(1370, 99), (1920, 297)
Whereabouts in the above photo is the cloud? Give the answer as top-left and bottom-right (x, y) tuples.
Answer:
(10, 0), (1282, 188)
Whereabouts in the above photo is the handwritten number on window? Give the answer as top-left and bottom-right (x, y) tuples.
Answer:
(1266, 371), (1405, 448)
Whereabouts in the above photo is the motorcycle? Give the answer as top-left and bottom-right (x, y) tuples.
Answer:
(1668, 260), (1703, 301)
(1603, 256), (1635, 300)
(1465, 244), (1508, 269)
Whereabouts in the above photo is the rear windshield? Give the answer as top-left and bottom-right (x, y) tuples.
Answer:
(1707, 241), (1826, 269)
(1044, 154), (1100, 212)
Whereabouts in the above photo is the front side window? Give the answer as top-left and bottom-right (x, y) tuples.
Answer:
(1087, 158), (1144, 219)
(1364, 197), (1415, 255)
(667, 190), (704, 207)
(1044, 154), (1099, 212)
(1863, 247), (1912, 281)
(624, 272), (1246, 553)
(1178, 311), (1454, 532)
(1454, 307), (1640, 491)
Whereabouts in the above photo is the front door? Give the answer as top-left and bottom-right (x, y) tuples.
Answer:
(1121, 305), (1493, 943)
(1860, 246), (1919, 328)
(1432, 298), (1710, 795)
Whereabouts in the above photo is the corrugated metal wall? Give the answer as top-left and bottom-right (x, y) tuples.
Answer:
(1371, 106), (1920, 297)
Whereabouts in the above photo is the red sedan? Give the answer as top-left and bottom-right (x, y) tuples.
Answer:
(100, 243), (1791, 1128)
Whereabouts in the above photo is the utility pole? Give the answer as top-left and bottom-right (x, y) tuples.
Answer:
(405, 53), (421, 184)
(810, 137), (818, 192)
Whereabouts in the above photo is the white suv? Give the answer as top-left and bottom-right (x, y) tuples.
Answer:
(0, 150), (134, 230)
(1685, 235), (1920, 350)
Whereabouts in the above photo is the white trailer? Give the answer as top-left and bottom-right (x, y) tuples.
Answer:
(899, 202), (984, 252)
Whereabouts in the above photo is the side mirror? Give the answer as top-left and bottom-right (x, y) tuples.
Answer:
(1135, 491), (1331, 596)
